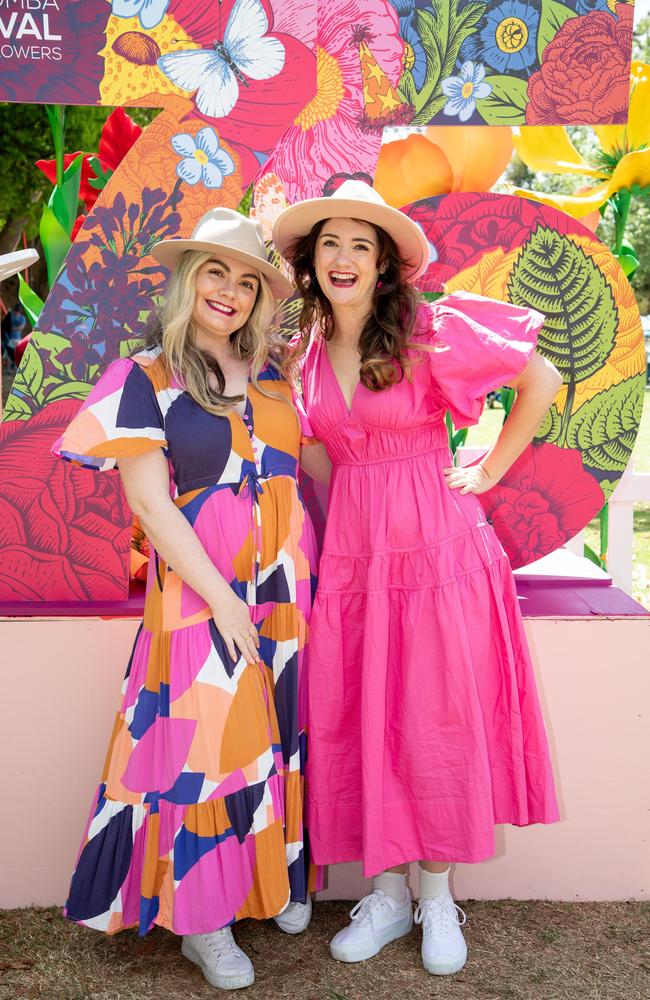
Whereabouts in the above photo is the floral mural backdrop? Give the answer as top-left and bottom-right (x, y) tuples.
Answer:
(0, 0), (642, 600)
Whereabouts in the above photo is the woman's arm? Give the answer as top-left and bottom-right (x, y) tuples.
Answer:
(118, 449), (260, 664)
(443, 351), (563, 495)
(299, 442), (332, 486)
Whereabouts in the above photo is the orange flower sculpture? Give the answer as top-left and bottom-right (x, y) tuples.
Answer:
(374, 126), (513, 208)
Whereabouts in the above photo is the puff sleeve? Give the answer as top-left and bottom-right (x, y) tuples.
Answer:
(51, 356), (168, 471)
(425, 291), (545, 428)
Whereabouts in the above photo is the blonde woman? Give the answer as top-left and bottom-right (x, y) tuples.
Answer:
(53, 209), (319, 991)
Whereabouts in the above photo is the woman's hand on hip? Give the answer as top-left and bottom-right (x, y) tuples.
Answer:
(443, 463), (497, 496)
(211, 588), (261, 664)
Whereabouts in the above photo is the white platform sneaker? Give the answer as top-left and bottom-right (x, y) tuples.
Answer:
(414, 891), (468, 975)
(273, 895), (313, 934)
(329, 890), (413, 962)
(181, 927), (255, 990)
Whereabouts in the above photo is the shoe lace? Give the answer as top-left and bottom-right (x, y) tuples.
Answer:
(414, 895), (467, 935)
(349, 890), (400, 928)
(203, 928), (239, 957)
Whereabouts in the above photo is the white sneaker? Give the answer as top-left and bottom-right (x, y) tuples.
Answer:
(273, 895), (313, 934)
(414, 891), (468, 975)
(329, 890), (413, 963)
(181, 927), (255, 990)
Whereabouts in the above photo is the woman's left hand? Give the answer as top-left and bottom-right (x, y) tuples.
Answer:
(443, 463), (498, 495)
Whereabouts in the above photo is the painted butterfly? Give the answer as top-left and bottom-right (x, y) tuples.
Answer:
(157, 0), (285, 120)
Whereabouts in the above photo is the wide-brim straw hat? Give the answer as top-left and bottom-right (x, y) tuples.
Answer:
(272, 180), (430, 281)
(0, 248), (39, 282)
(151, 207), (294, 300)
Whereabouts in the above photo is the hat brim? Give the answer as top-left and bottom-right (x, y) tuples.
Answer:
(272, 196), (430, 281)
(0, 248), (39, 283)
(150, 239), (294, 300)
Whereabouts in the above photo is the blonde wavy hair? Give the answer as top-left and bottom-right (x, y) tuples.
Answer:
(151, 249), (286, 415)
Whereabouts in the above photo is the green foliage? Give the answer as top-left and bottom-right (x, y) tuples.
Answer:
(537, 0), (576, 63)
(18, 274), (44, 326)
(49, 153), (83, 237)
(565, 373), (645, 473)
(39, 204), (70, 286)
(476, 76), (528, 125)
(508, 227), (618, 384)
(0, 103), (159, 243)
(445, 410), (468, 458)
(397, 1), (487, 124)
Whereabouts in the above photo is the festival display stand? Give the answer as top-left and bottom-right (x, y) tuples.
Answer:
(0, 1), (648, 908)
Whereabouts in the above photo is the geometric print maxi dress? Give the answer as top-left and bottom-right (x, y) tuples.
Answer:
(53, 346), (321, 935)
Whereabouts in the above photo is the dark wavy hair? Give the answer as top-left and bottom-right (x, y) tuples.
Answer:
(284, 218), (422, 391)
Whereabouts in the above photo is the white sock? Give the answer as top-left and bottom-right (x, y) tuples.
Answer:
(372, 871), (409, 903)
(419, 865), (450, 900)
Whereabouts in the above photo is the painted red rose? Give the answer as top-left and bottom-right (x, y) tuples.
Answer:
(526, 7), (633, 126)
(479, 443), (605, 568)
(0, 401), (131, 602)
(405, 192), (587, 293)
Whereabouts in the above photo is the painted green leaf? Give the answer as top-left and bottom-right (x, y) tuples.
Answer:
(45, 380), (95, 403)
(12, 344), (44, 402)
(534, 401), (561, 443)
(2, 393), (33, 421)
(598, 479), (619, 501)
(18, 275), (44, 327)
(476, 75), (528, 125)
(507, 227), (618, 384)
(32, 331), (72, 373)
(538, 0), (577, 63)
(404, 1), (488, 125)
(39, 204), (71, 285)
(565, 373), (645, 474)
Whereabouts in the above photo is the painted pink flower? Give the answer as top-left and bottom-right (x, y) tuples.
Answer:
(166, 0), (316, 169)
(258, 0), (404, 201)
(480, 443), (605, 568)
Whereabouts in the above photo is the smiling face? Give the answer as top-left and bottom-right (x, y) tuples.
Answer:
(313, 217), (382, 316)
(191, 254), (260, 343)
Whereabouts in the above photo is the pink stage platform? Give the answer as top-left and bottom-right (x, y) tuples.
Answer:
(1, 551), (648, 909)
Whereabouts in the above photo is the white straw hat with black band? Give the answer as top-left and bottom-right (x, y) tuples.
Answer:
(151, 207), (294, 300)
(271, 180), (430, 281)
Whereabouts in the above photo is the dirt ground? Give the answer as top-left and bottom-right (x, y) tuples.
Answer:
(1, 900), (648, 1000)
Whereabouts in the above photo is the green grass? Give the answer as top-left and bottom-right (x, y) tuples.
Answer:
(466, 388), (650, 607)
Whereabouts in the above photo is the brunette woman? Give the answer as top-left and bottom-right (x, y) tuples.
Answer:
(273, 182), (562, 976)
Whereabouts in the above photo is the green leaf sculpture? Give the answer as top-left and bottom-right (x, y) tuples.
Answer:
(397, 1), (487, 125)
(18, 274), (45, 327)
(507, 227), (618, 445)
(565, 373), (645, 474)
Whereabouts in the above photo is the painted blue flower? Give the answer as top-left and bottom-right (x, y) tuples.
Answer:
(441, 62), (491, 122)
(171, 129), (235, 189)
(460, 0), (540, 76)
(575, 0), (612, 14)
(393, 0), (428, 91)
(112, 0), (170, 31)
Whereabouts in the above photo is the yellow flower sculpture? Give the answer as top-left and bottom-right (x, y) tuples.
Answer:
(512, 62), (650, 219)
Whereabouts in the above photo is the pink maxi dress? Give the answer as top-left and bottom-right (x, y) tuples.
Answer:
(299, 292), (560, 877)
